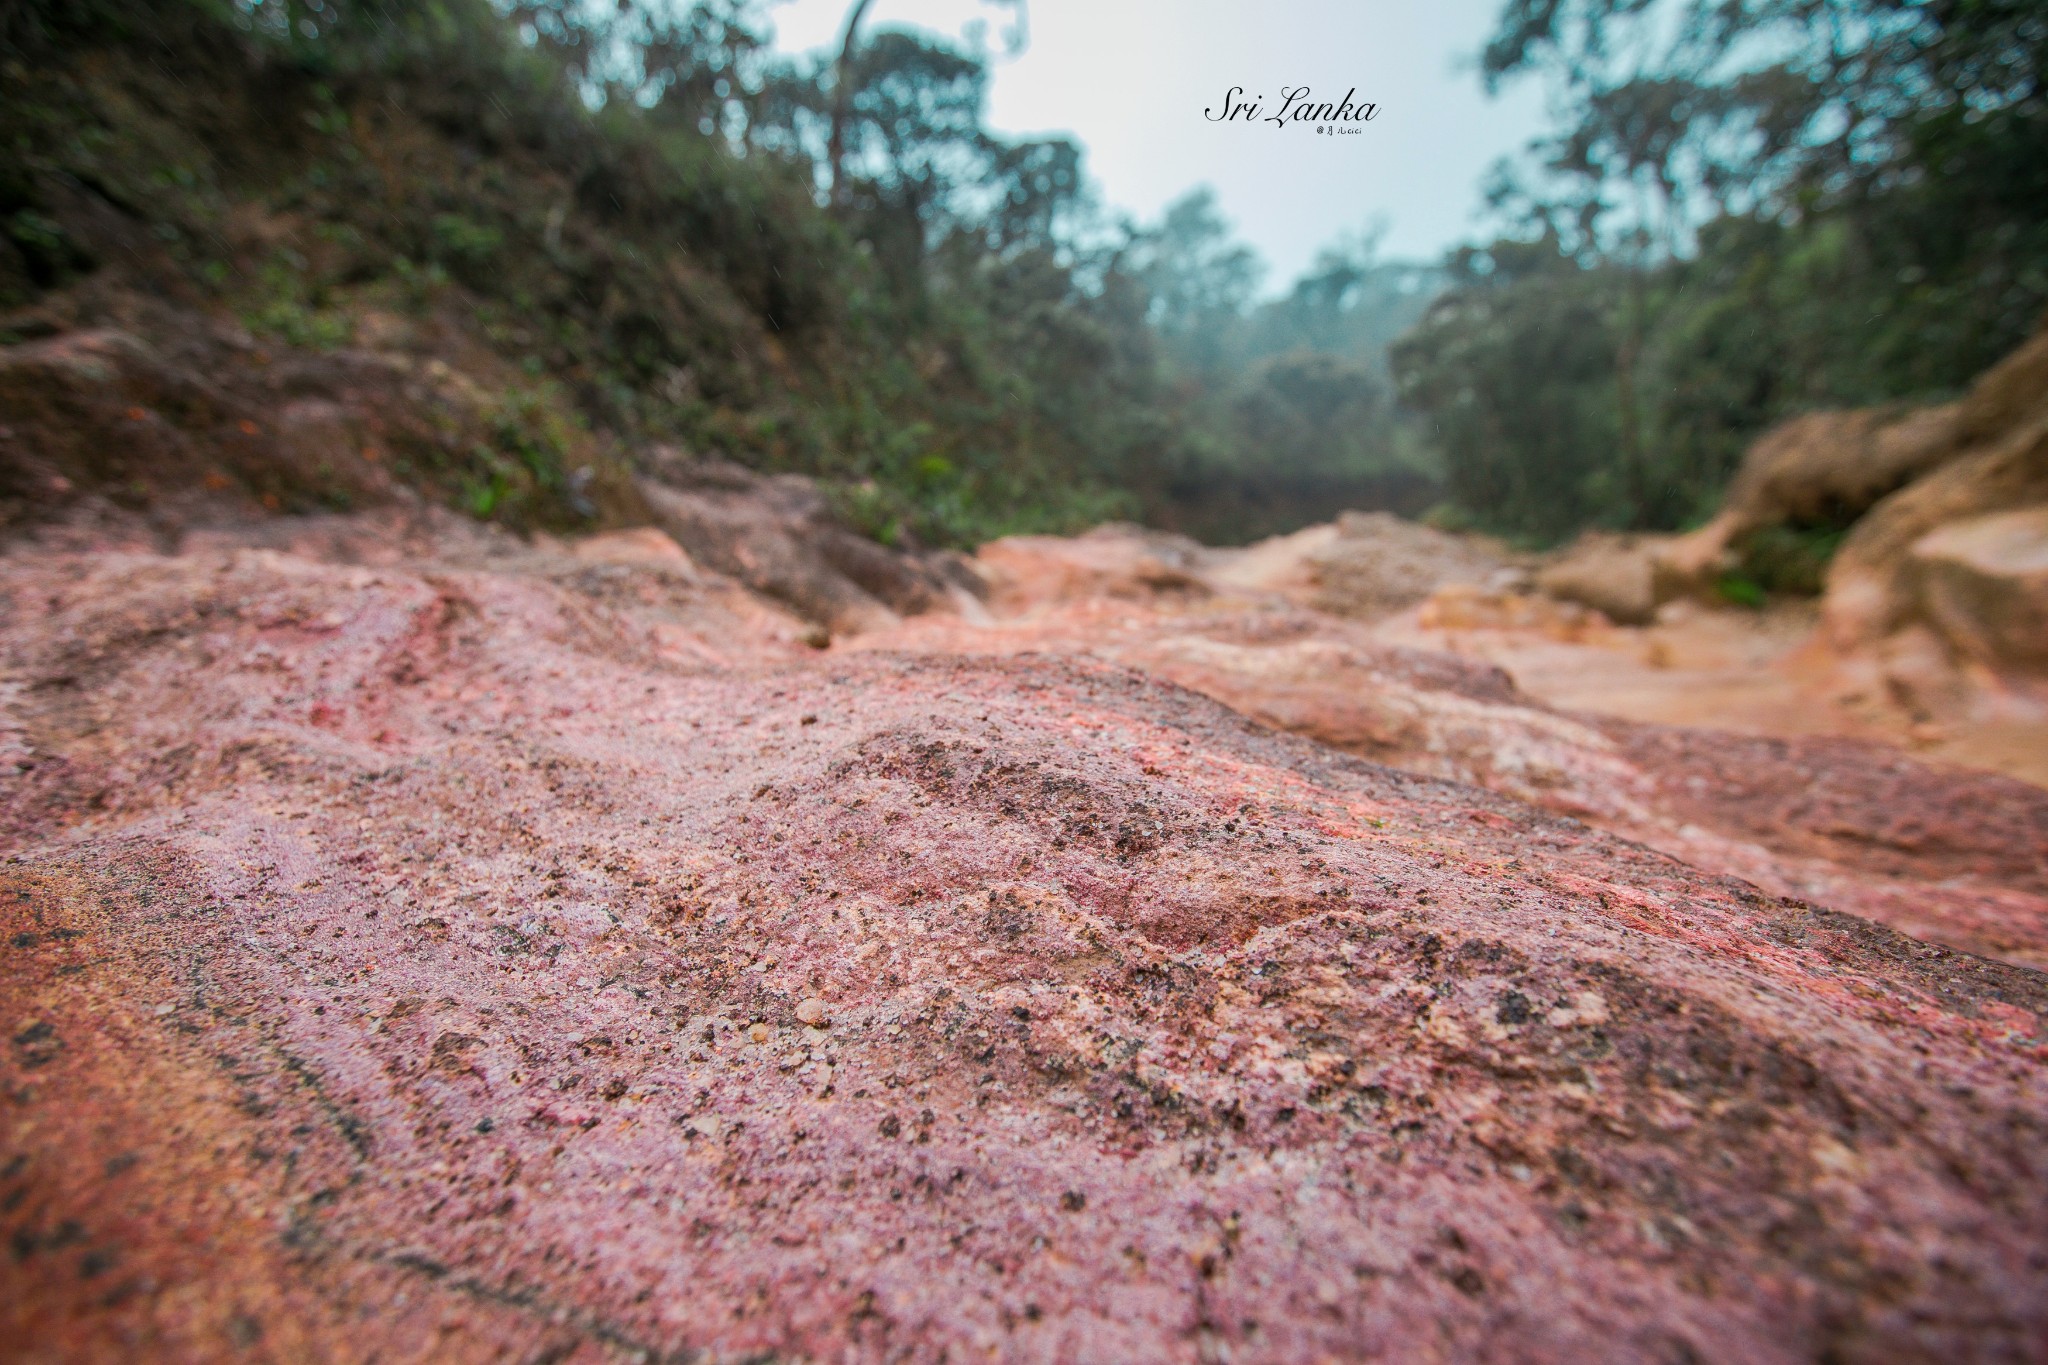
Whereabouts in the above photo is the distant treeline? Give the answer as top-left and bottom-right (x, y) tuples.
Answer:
(3, 0), (2041, 551)
(1396, 0), (2048, 545)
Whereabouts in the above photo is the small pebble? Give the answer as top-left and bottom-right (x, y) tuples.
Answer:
(748, 1022), (770, 1044)
(795, 997), (829, 1027)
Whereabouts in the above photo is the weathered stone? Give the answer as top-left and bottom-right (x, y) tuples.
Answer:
(1827, 415), (2048, 649)
(1906, 506), (2048, 668)
(1654, 322), (2048, 631)
(5, 511), (2040, 1362)
(1535, 532), (1659, 625)
(1653, 403), (1965, 599)
(637, 450), (976, 637)
(1, 386), (2044, 1361)
(976, 523), (1216, 610)
(1266, 511), (1505, 620)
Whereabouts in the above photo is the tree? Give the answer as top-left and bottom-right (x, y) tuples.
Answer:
(825, 0), (1029, 205)
(1129, 188), (1265, 375)
(1394, 0), (2048, 545)
(1481, 0), (2047, 357)
(1393, 237), (1624, 542)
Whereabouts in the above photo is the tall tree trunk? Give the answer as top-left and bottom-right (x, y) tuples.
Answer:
(1615, 256), (1649, 526)
(825, 0), (875, 209)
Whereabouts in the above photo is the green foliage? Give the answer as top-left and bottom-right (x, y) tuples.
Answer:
(16, 0), (2028, 556)
(0, 207), (91, 305)
(828, 479), (909, 547)
(1392, 238), (1624, 544)
(428, 213), (503, 285)
(1397, 0), (2048, 547)
(1714, 573), (1768, 610)
(0, 0), (1185, 544)
(1132, 189), (1266, 365)
(1730, 521), (1852, 598)
(243, 254), (355, 349)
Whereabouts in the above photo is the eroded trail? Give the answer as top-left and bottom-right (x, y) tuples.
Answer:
(3, 516), (2046, 1362)
(863, 528), (2048, 971)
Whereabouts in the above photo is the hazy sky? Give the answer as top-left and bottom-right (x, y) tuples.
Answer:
(761, 0), (1549, 290)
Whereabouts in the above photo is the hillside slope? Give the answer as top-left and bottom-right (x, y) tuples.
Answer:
(0, 0), (1148, 547)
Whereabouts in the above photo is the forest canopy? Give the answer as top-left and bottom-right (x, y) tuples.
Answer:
(1395, 0), (2048, 543)
(3, 0), (2040, 553)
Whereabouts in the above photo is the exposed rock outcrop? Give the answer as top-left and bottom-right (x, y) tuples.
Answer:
(3, 516), (2045, 1362)
(1656, 403), (1965, 592)
(0, 306), (987, 645)
(1534, 531), (1660, 625)
(1633, 321), (2048, 680)
(1825, 394), (2048, 658)
(635, 453), (980, 637)
(867, 560), (2048, 970)
(1214, 510), (1508, 620)
(967, 522), (1212, 612)
(1505, 322), (2048, 692)
(0, 297), (2043, 1360)
(1900, 507), (2048, 669)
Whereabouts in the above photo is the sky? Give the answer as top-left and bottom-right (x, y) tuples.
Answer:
(760, 0), (1551, 291)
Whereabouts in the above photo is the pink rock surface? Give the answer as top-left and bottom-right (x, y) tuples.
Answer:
(3, 519), (2047, 1362)
(865, 592), (2048, 971)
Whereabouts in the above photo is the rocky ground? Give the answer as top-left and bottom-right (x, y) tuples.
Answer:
(3, 497), (2045, 1363)
(869, 523), (2048, 971)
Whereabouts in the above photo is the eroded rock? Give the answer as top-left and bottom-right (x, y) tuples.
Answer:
(2, 520), (2044, 1362)
(637, 451), (976, 635)
(1535, 532), (1660, 625)
(1905, 507), (2048, 669)
(1225, 511), (1508, 620)
(1826, 409), (2048, 653)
